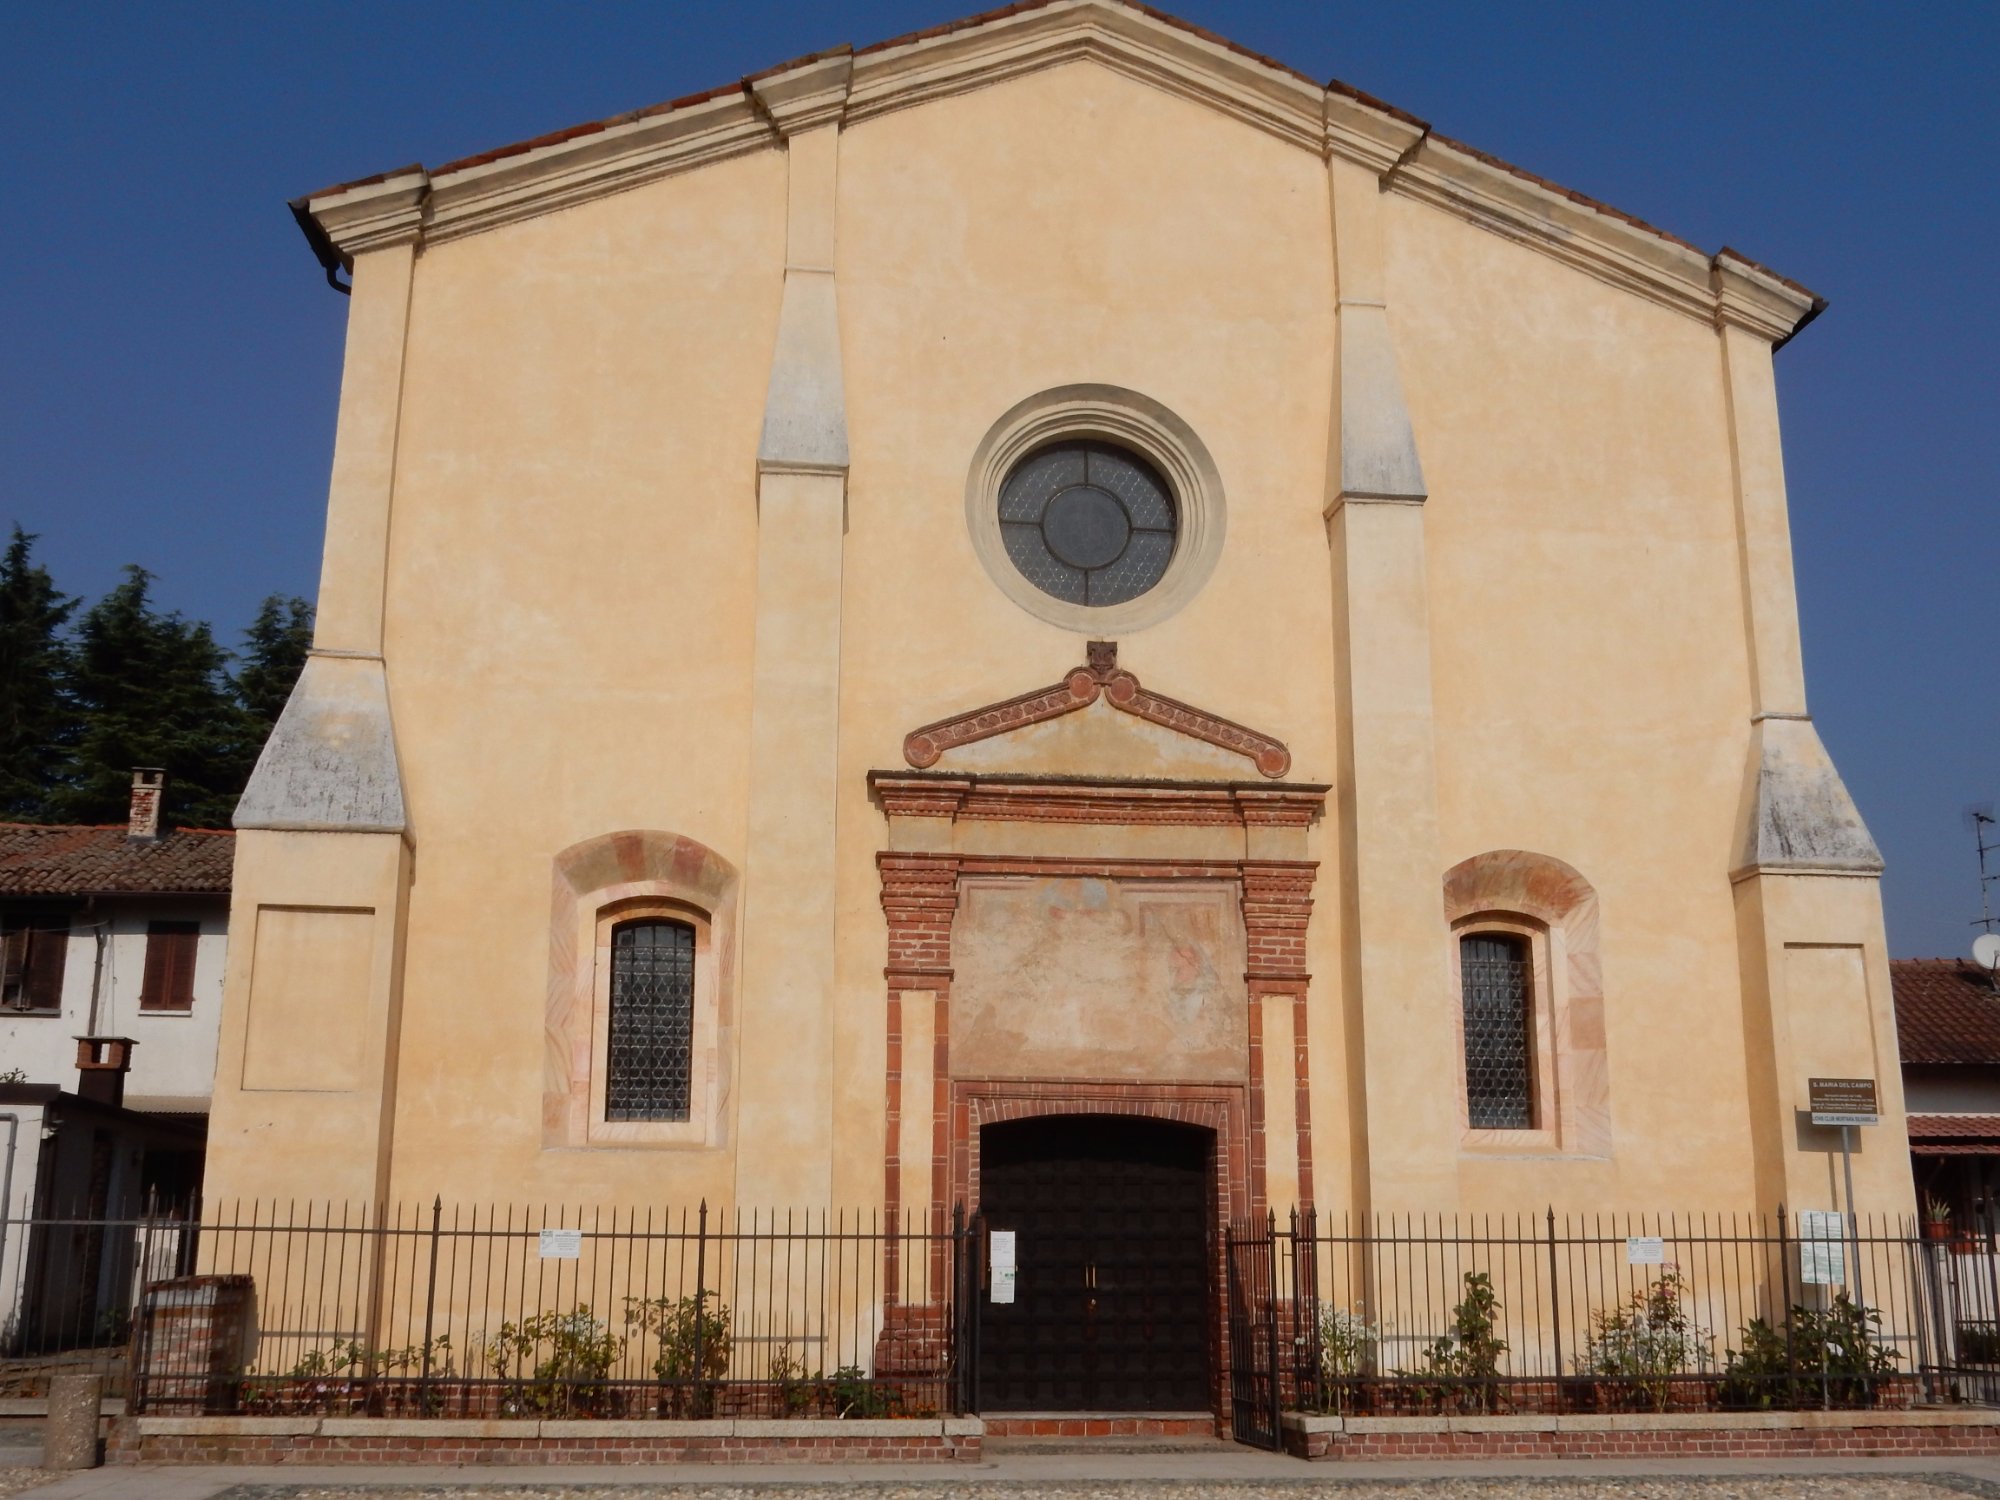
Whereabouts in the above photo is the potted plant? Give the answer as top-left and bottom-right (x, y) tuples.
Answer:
(1924, 1195), (1953, 1240)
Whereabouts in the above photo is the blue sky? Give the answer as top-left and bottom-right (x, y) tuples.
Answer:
(2, 1), (1992, 957)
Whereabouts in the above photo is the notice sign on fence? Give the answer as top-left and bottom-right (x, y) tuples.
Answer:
(1808, 1077), (1880, 1128)
(990, 1229), (1017, 1305)
(1798, 1209), (1846, 1286)
(1626, 1236), (1666, 1265)
(539, 1228), (583, 1260)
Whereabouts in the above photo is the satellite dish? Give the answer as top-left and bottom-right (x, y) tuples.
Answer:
(1975, 933), (2000, 971)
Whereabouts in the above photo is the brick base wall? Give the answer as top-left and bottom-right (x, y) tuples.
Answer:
(111, 1416), (980, 1465)
(984, 1414), (1219, 1439)
(1282, 1413), (2000, 1461)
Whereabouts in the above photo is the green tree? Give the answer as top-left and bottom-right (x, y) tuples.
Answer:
(0, 526), (78, 819)
(235, 594), (313, 733)
(55, 566), (251, 828)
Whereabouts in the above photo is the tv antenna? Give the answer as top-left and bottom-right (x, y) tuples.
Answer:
(1967, 804), (2000, 938)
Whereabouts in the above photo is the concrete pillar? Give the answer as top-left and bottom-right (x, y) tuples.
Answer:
(44, 1373), (102, 1469)
(733, 58), (853, 1209)
(1322, 142), (1461, 1216)
(1712, 254), (1911, 1219)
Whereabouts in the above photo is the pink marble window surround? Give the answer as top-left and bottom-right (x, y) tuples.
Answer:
(1443, 850), (1611, 1159)
(544, 830), (739, 1150)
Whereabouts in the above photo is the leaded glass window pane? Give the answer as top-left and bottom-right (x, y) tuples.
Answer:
(1460, 932), (1532, 1130)
(998, 440), (1177, 607)
(607, 919), (694, 1122)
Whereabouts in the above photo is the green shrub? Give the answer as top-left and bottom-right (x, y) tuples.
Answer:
(1574, 1268), (1713, 1412)
(827, 1363), (898, 1418)
(1397, 1271), (1508, 1413)
(1312, 1303), (1378, 1413)
(624, 1292), (730, 1416)
(486, 1305), (622, 1417)
(1718, 1292), (1897, 1410)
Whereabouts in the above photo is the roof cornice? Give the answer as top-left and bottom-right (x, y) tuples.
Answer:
(294, 0), (1822, 343)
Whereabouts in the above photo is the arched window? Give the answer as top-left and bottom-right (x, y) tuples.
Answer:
(606, 918), (695, 1122)
(1459, 931), (1533, 1130)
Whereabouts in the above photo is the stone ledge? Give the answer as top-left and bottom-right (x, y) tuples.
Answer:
(1283, 1409), (2000, 1436)
(128, 1414), (976, 1440)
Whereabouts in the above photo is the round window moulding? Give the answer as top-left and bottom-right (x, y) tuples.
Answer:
(965, 385), (1226, 635)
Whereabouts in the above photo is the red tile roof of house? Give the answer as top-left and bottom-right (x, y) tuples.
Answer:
(1908, 1114), (2000, 1141)
(1893, 958), (2000, 1066)
(0, 823), (234, 898)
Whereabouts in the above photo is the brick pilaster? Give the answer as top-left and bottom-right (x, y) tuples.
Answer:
(1241, 860), (1317, 1210)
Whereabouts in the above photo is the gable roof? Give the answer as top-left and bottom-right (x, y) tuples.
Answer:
(292, 0), (1821, 343)
(1893, 958), (2000, 1066)
(0, 823), (234, 899)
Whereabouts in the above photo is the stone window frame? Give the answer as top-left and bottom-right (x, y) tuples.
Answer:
(1450, 913), (1560, 1150)
(1443, 850), (1613, 1160)
(964, 384), (1226, 636)
(545, 831), (737, 1151)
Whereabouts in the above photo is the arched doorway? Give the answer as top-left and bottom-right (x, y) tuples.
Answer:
(977, 1113), (1213, 1411)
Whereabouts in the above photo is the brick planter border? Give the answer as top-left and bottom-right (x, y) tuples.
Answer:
(111, 1415), (982, 1465)
(1281, 1409), (2000, 1461)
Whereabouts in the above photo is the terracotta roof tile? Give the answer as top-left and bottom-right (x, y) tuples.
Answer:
(1908, 1113), (2000, 1141)
(1893, 958), (2000, 1066)
(0, 823), (234, 898)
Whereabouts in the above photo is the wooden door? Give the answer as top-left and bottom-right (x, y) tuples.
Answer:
(977, 1114), (1212, 1411)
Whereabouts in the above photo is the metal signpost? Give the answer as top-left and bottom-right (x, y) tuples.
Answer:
(1808, 1077), (1879, 1301)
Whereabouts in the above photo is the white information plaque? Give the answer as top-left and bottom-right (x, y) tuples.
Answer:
(992, 1265), (1017, 1304)
(1798, 1210), (1846, 1286)
(1626, 1236), (1666, 1265)
(538, 1228), (583, 1260)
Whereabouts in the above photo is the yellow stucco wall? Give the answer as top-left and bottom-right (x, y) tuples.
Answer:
(209, 38), (1906, 1227)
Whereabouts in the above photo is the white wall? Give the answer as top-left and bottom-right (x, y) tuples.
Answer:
(0, 899), (227, 1107)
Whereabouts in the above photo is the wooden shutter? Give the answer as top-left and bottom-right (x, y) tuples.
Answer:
(24, 921), (68, 1011)
(140, 922), (201, 1012)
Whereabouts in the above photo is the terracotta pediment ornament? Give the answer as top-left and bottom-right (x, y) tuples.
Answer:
(902, 641), (1291, 778)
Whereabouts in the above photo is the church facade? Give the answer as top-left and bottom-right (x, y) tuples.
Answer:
(208, 0), (1908, 1260)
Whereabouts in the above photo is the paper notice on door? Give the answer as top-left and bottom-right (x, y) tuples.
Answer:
(992, 1265), (1017, 1304)
(990, 1229), (1016, 1269)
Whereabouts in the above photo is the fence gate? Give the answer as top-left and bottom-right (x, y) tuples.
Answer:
(1224, 1214), (1282, 1451)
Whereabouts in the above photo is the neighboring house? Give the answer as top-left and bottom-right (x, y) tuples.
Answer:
(212, 0), (1904, 1419)
(0, 771), (227, 1352)
(1894, 957), (2000, 1232)
(1, 770), (232, 1118)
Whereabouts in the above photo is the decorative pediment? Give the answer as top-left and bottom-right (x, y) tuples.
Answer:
(902, 641), (1291, 779)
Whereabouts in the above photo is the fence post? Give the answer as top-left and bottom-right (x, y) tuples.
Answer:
(1265, 1210), (1281, 1443)
(419, 1195), (442, 1407)
(1778, 1204), (1798, 1408)
(1546, 1207), (1563, 1415)
(692, 1199), (708, 1418)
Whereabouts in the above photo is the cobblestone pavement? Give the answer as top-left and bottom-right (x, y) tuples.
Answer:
(0, 1470), (55, 1499)
(206, 1480), (2000, 1500)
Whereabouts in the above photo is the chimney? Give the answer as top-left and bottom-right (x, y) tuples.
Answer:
(128, 768), (165, 841)
(75, 1036), (136, 1108)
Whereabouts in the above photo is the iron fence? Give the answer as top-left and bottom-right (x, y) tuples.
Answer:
(3, 1199), (978, 1417)
(1227, 1209), (2000, 1429)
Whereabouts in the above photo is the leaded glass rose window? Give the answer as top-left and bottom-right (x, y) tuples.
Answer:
(998, 441), (1178, 607)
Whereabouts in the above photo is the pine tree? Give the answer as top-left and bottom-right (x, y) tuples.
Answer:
(236, 595), (314, 732)
(0, 526), (77, 819)
(56, 566), (252, 828)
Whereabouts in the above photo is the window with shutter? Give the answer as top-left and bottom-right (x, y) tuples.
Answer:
(140, 921), (201, 1012)
(2, 914), (70, 1013)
